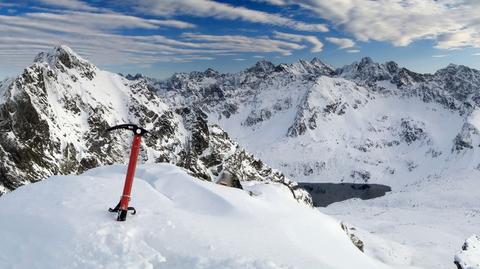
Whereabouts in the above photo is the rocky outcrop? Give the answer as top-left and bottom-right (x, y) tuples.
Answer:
(341, 223), (365, 252)
(454, 235), (480, 269)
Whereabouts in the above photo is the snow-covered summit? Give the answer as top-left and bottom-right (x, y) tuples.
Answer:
(0, 163), (389, 269)
(337, 57), (427, 86)
(33, 45), (94, 73)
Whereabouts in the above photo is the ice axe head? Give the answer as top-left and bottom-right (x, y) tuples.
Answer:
(106, 124), (149, 136)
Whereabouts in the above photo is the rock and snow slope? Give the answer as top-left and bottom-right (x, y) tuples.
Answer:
(153, 58), (480, 185)
(2, 46), (480, 268)
(0, 46), (310, 204)
(0, 163), (389, 269)
(150, 58), (480, 268)
(455, 235), (480, 269)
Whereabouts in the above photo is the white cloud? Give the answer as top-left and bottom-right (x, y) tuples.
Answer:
(432, 54), (447, 58)
(233, 58), (246, 61)
(0, 9), (313, 69)
(326, 37), (355, 49)
(273, 31), (323, 52)
(473, 53), (480, 56)
(347, 49), (360, 53)
(36, 0), (97, 11)
(182, 33), (306, 55)
(131, 0), (328, 32)
(153, 19), (196, 29)
(258, 0), (480, 50)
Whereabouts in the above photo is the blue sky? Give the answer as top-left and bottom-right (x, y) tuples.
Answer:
(1, 0), (480, 79)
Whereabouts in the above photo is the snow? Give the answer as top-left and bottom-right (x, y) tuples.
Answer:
(468, 110), (480, 131)
(0, 163), (389, 269)
(321, 168), (480, 268)
(454, 235), (480, 269)
(157, 67), (480, 268)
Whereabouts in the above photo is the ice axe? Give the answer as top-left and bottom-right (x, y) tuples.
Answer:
(107, 124), (149, 221)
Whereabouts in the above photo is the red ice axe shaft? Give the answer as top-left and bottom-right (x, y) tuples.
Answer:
(107, 124), (149, 221)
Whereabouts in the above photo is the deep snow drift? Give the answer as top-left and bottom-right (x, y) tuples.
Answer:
(0, 163), (389, 269)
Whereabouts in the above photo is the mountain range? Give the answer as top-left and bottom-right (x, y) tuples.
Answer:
(1, 46), (480, 268)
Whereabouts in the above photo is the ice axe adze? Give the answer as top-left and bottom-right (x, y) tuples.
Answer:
(107, 124), (149, 221)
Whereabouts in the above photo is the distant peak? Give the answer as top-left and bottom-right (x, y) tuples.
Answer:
(310, 57), (326, 66)
(125, 73), (144, 80)
(247, 60), (275, 73)
(203, 68), (219, 77)
(359, 57), (374, 66)
(385, 61), (399, 73)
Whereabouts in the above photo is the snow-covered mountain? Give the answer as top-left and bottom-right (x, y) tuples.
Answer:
(2, 46), (480, 268)
(145, 57), (480, 268)
(0, 46), (310, 204)
(151, 56), (480, 186)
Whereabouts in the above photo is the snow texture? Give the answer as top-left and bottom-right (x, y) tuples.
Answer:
(0, 163), (389, 269)
(455, 235), (480, 269)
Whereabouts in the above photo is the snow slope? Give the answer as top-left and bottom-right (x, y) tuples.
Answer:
(322, 169), (480, 269)
(0, 163), (389, 269)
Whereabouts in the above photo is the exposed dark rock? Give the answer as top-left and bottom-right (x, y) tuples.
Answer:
(341, 223), (365, 252)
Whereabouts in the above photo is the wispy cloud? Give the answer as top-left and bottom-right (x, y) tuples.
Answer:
(0, 8), (316, 68)
(182, 33), (305, 56)
(432, 54), (447, 58)
(347, 49), (360, 53)
(326, 37), (355, 49)
(258, 0), (480, 50)
(130, 0), (328, 32)
(35, 0), (98, 11)
(273, 31), (323, 53)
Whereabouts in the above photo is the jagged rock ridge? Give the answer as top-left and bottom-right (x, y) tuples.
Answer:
(145, 56), (480, 186)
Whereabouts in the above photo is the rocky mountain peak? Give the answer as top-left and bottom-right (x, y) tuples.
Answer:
(247, 59), (276, 74)
(203, 68), (219, 77)
(34, 45), (87, 67)
(32, 45), (96, 79)
(338, 57), (392, 82)
(385, 61), (399, 73)
(359, 57), (374, 66)
(435, 63), (477, 77)
(310, 57), (333, 70)
(125, 73), (145, 80)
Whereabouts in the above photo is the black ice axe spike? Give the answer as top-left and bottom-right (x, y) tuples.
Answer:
(106, 124), (149, 221)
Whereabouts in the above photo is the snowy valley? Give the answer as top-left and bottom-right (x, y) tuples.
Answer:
(0, 46), (479, 268)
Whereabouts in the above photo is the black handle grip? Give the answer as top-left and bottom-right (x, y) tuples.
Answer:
(106, 124), (149, 136)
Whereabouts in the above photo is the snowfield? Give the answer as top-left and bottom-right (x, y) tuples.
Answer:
(0, 163), (389, 269)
